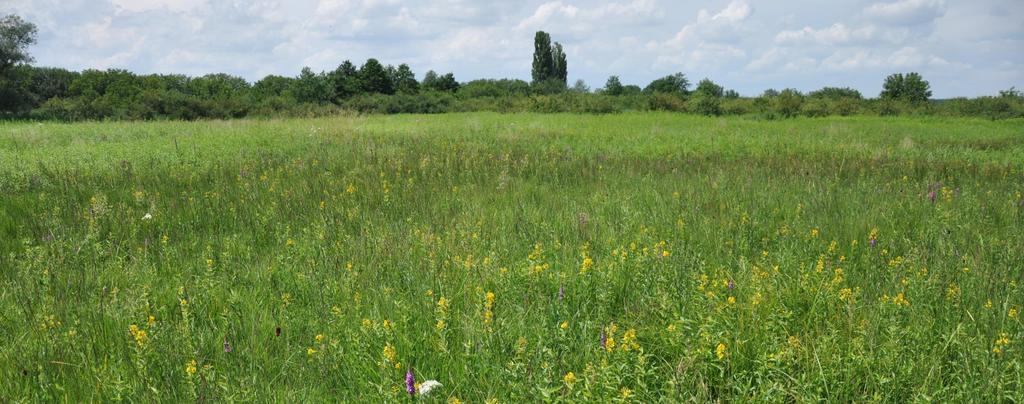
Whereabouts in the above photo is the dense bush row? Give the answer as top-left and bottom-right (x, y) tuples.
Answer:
(2, 65), (1023, 121)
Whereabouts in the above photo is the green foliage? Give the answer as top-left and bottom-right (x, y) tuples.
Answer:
(327, 61), (360, 101)
(358, 58), (394, 95)
(648, 92), (686, 111)
(773, 88), (804, 118)
(881, 72), (931, 103)
(689, 92), (722, 116)
(458, 79), (530, 98)
(694, 78), (724, 98)
(644, 73), (690, 95)
(0, 14), (37, 71)
(390, 64), (419, 95)
(602, 76), (624, 96)
(422, 70), (459, 93)
(292, 67), (332, 104)
(809, 86), (863, 100)
(531, 31), (566, 86)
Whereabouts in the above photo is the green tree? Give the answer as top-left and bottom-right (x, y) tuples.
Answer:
(391, 63), (419, 94)
(644, 73), (689, 95)
(532, 31), (554, 84)
(552, 42), (567, 85)
(0, 14), (36, 72)
(570, 79), (589, 93)
(809, 86), (862, 100)
(422, 70), (459, 93)
(694, 78), (724, 98)
(292, 67), (332, 104)
(359, 58), (394, 94)
(328, 60), (360, 101)
(603, 76), (624, 96)
(881, 72), (931, 103)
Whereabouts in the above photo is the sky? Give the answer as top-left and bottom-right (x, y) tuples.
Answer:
(3, 0), (1022, 97)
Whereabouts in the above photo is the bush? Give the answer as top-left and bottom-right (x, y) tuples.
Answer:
(689, 93), (721, 116)
(648, 93), (686, 112)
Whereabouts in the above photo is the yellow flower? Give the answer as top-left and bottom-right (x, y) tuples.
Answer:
(147, 315), (155, 326)
(560, 321), (569, 330)
(485, 291), (495, 307)
(727, 296), (736, 305)
(346, 183), (356, 194)
(435, 319), (446, 330)
(383, 343), (397, 363)
(361, 318), (373, 329)
(315, 334), (325, 343)
(563, 371), (577, 387)
(447, 398), (462, 404)
(892, 292), (910, 307)
(620, 387), (633, 399)
(788, 335), (801, 349)
(666, 324), (677, 333)
(985, 300), (993, 309)
(1010, 308), (1019, 319)
(128, 324), (148, 347)
(185, 359), (197, 376)
(661, 250), (670, 257)
(716, 343), (728, 360)
(307, 347), (317, 356)
(839, 288), (853, 302)
(621, 328), (640, 351)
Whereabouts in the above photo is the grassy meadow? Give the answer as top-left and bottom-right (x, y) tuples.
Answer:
(1, 112), (1022, 401)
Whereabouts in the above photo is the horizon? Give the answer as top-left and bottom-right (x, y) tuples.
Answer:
(4, 0), (1023, 98)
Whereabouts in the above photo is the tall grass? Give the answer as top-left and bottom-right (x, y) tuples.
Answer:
(1, 113), (1022, 401)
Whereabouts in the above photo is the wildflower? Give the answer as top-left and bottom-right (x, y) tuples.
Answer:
(185, 359), (197, 376)
(621, 328), (640, 351)
(141, 213), (152, 221)
(315, 334), (325, 343)
(383, 344), (397, 364)
(435, 319), (446, 330)
(128, 324), (147, 347)
(448, 398), (462, 404)
(892, 292), (910, 307)
(563, 371), (577, 388)
(727, 279), (735, 290)
(620, 387), (633, 399)
(727, 296), (736, 305)
(405, 369), (416, 397)
(985, 300), (993, 309)
(993, 333), (1011, 354)
(666, 324), (677, 333)
(600, 330), (607, 350)
(418, 380), (442, 395)
(788, 335), (801, 349)
(839, 288), (853, 302)
(716, 343), (728, 360)
(560, 321), (569, 330)
(1011, 308), (1019, 319)
(147, 315), (155, 326)
(307, 347), (316, 356)
(223, 338), (233, 353)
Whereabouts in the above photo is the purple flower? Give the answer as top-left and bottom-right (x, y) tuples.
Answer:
(558, 286), (564, 301)
(727, 280), (735, 290)
(224, 339), (233, 353)
(870, 238), (877, 248)
(406, 368), (416, 396)
(600, 330), (607, 349)
(927, 190), (936, 203)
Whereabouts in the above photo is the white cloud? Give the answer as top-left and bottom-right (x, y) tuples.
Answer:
(775, 23), (882, 45)
(864, 0), (946, 25)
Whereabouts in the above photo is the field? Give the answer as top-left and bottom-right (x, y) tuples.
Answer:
(1, 112), (1022, 401)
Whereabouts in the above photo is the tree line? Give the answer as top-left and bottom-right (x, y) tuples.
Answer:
(1, 16), (1021, 120)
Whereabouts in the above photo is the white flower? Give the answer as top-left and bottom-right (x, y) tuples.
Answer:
(418, 380), (442, 395)
(142, 213), (153, 221)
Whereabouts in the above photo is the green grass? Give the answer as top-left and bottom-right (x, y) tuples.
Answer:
(1, 113), (1022, 402)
